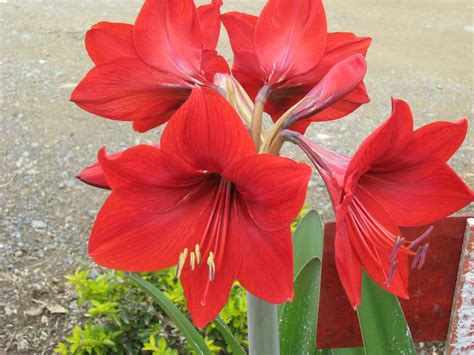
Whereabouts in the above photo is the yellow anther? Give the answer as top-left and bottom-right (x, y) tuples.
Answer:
(195, 244), (201, 265)
(207, 251), (215, 281)
(190, 252), (196, 271)
(176, 248), (188, 279)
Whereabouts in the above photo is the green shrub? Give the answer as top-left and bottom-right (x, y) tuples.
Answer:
(55, 268), (247, 354)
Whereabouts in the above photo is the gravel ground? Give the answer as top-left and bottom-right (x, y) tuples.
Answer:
(0, 0), (472, 353)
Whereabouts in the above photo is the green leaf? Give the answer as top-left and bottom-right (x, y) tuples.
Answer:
(293, 210), (324, 276)
(357, 272), (415, 355)
(214, 316), (246, 355)
(127, 273), (211, 355)
(280, 258), (322, 354)
(317, 347), (365, 355)
(279, 210), (324, 355)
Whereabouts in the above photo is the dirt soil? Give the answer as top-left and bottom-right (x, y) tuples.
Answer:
(0, 0), (472, 353)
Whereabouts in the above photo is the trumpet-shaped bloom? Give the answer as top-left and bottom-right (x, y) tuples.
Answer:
(81, 88), (312, 327)
(283, 99), (473, 307)
(71, 0), (229, 132)
(222, 0), (371, 133)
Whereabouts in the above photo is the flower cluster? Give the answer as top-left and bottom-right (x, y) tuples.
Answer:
(73, 0), (472, 327)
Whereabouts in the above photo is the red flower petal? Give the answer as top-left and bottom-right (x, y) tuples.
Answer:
(359, 163), (473, 227)
(71, 58), (190, 132)
(220, 12), (258, 62)
(197, 0), (223, 51)
(343, 189), (410, 300)
(133, 0), (203, 80)
(308, 32), (372, 83)
(181, 255), (238, 328)
(160, 88), (255, 173)
(76, 150), (123, 189)
(180, 202), (242, 328)
(133, 116), (176, 133)
(224, 154), (311, 231)
(200, 50), (230, 83)
(345, 210), (410, 302)
(97, 146), (211, 214)
(238, 220), (294, 304)
(307, 82), (370, 122)
(88, 183), (215, 272)
(344, 98), (414, 187)
(77, 145), (161, 189)
(221, 12), (265, 100)
(85, 22), (137, 65)
(400, 118), (469, 164)
(254, 0), (327, 83)
(334, 218), (363, 309)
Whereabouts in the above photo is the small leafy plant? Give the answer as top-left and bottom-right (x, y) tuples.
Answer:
(55, 268), (248, 354)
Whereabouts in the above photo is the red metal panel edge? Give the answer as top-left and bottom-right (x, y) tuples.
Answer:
(447, 218), (474, 354)
(317, 216), (469, 349)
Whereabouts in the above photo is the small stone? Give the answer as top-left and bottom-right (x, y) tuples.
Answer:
(25, 306), (44, 317)
(65, 179), (76, 187)
(15, 250), (24, 257)
(316, 133), (330, 140)
(47, 304), (68, 314)
(31, 283), (43, 291)
(31, 220), (47, 229)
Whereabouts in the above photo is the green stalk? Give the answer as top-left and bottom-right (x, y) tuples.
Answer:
(246, 292), (280, 355)
(250, 85), (270, 150)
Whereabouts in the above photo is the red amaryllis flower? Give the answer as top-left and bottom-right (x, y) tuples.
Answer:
(283, 99), (473, 307)
(71, 0), (229, 132)
(221, 0), (371, 133)
(81, 88), (312, 327)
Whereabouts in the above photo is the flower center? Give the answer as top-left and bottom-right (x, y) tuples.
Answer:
(175, 177), (235, 283)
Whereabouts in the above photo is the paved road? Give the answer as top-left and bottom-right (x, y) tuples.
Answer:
(0, 0), (472, 352)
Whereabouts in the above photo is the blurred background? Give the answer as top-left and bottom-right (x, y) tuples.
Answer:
(0, 0), (472, 352)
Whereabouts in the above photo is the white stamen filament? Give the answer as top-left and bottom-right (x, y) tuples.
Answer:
(190, 252), (196, 271)
(195, 244), (201, 265)
(176, 248), (188, 279)
(207, 252), (215, 281)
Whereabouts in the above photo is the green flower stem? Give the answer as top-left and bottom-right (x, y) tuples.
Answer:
(246, 292), (280, 355)
(250, 85), (270, 150)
